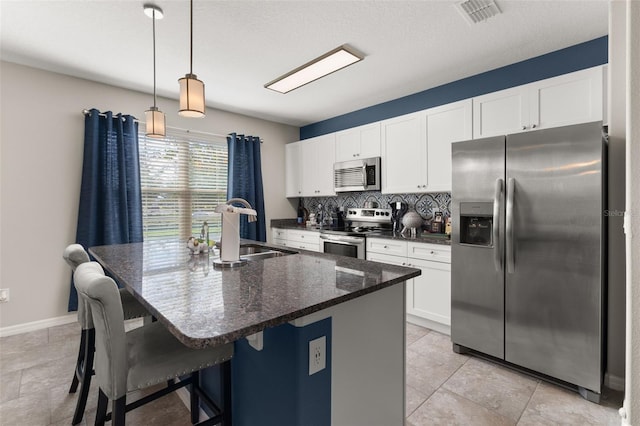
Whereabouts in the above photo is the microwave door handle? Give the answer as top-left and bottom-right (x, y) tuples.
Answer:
(506, 177), (515, 273)
(362, 164), (367, 189)
(493, 178), (504, 272)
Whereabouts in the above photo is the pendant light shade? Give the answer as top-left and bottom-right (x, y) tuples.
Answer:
(145, 106), (166, 138)
(178, 0), (205, 118)
(178, 73), (205, 117)
(144, 4), (166, 138)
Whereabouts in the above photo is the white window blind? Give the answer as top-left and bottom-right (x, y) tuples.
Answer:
(138, 128), (228, 243)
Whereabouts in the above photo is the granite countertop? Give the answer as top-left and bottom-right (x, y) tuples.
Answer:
(271, 219), (451, 246)
(89, 241), (420, 349)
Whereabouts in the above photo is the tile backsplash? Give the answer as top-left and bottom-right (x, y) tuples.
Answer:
(300, 191), (451, 222)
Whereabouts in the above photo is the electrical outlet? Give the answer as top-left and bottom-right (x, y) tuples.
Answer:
(308, 336), (326, 375)
(0, 288), (9, 303)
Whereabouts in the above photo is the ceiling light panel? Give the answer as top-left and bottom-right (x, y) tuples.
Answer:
(265, 45), (364, 94)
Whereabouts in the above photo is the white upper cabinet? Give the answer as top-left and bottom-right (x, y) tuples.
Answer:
(335, 122), (381, 162)
(381, 111), (427, 194)
(425, 99), (472, 192)
(529, 66), (604, 130)
(285, 142), (302, 198)
(381, 100), (472, 194)
(300, 133), (336, 197)
(474, 66), (604, 138)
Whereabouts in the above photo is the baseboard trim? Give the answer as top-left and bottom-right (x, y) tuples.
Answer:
(0, 313), (77, 337)
(406, 314), (451, 336)
(604, 372), (625, 391)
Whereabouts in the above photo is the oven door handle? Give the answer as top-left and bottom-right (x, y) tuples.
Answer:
(319, 235), (365, 245)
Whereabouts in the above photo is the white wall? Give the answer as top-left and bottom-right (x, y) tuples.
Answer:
(607, 0), (627, 391)
(623, 0), (640, 423)
(0, 61), (298, 329)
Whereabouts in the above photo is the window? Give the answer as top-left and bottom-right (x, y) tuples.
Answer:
(138, 128), (227, 243)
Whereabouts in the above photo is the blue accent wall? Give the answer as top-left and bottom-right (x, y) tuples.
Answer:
(206, 318), (332, 426)
(300, 36), (608, 139)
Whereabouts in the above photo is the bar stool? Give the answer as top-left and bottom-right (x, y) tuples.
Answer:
(74, 261), (233, 426)
(63, 244), (150, 425)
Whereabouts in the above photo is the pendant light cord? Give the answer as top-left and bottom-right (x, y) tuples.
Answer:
(189, 0), (193, 75)
(152, 8), (158, 108)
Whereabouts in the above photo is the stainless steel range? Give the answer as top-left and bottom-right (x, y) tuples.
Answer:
(319, 208), (392, 259)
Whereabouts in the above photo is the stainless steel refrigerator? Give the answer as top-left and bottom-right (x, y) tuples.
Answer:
(451, 121), (606, 402)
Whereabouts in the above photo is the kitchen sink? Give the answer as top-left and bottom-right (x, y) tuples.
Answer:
(239, 244), (297, 261)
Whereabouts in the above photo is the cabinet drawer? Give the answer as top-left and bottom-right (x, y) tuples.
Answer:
(288, 230), (319, 244)
(367, 238), (407, 257)
(407, 242), (451, 263)
(287, 241), (320, 252)
(273, 238), (287, 247)
(366, 251), (407, 266)
(272, 228), (288, 239)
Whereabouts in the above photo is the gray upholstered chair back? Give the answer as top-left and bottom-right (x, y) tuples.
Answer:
(63, 244), (94, 329)
(74, 262), (128, 400)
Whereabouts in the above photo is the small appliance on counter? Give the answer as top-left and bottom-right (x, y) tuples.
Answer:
(429, 210), (444, 233)
(390, 201), (408, 234)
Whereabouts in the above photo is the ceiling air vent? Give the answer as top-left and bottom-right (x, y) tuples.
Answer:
(456, 0), (501, 24)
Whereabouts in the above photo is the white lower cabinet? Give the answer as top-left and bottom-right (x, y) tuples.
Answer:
(271, 228), (320, 252)
(367, 238), (451, 334)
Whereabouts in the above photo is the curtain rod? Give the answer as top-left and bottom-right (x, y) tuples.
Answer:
(81, 109), (263, 142)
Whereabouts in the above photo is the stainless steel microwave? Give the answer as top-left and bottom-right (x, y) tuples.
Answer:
(333, 157), (381, 192)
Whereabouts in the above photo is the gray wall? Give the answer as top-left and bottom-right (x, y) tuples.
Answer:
(0, 61), (298, 329)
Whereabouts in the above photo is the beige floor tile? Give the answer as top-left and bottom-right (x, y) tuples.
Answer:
(442, 357), (538, 421)
(407, 388), (515, 426)
(405, 332), (469, 397)
(406, 322), (430, 345)
(49, 381), (100, 424)
(0, 390), (50, 426)
(518, 382), (621, 426)
(406, 384), (429, 417)
(0, 369), (21, 403)
(48, 321), (81, 343)
(19, 356), (77, 397)
(0, 329), (49, 356)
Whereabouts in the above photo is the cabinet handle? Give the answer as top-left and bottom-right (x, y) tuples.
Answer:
(422, 185), (426, 188)
(522, 126), (527, 130)
(532, 124), (537, 129)
(401, 262), (406, 266)
(417, 185), (421, 189)
(430, 250), (435, 255)
(383, 245), (388, 249)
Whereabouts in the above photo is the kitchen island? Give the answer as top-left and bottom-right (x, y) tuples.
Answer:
(89, 240), (420, 426)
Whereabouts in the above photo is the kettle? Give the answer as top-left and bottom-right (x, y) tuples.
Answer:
(390, 201), (408, 234)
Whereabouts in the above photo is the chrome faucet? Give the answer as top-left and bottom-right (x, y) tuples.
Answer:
(214, 198), (257, 263)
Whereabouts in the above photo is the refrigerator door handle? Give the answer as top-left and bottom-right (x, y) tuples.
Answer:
(493, 178), (504, 272)
(506, 177), (515, 273)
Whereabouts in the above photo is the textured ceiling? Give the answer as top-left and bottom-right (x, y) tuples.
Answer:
(0, 1), (608, 127)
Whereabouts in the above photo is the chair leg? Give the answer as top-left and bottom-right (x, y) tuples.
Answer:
(72, 329), (95, 425)
(191, 372), (200, 424)
(69, 328), (88, 393)
(222, 361), (232, 426)
(95, 389), (109, 426)
(112, 396), (126, 426)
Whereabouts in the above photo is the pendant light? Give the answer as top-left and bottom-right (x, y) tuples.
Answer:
(144, 4), (166, 138)
(178, 0), (205, 117)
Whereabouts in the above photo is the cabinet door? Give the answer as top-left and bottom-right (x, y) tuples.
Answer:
(314, 134), (336, 196)
(358, 122), (381, 159)
(381, 112), (427, 194)
(473, 86), (528, 138)
(407, 257), (451, 326)
(300, 134), (336, 197)
(529, 66), (604, 130)
(367, 238), (408, 257)
(335, 128), (361, 162)
(425, 100), (472, 192)
(285, 143), (302, 197)
(335, 123), (381, 162)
